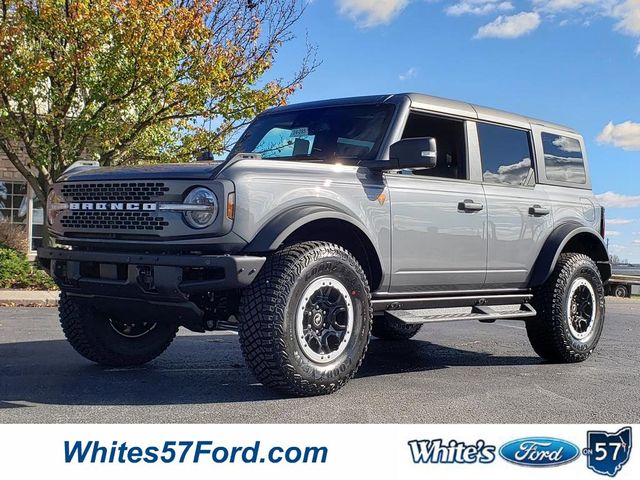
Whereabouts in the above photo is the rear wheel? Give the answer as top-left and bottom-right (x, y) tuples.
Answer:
(526, 253), (605, 363)
(372, 314), (422, 340)
(238, 241), (372, 397)
(59, 293), (178, 366)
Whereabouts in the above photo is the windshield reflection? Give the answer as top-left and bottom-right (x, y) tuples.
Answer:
(229, 104), (395, 163)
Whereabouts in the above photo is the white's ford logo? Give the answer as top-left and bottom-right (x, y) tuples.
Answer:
(499, 437), (580, 467)
(69, 202), (157, 211)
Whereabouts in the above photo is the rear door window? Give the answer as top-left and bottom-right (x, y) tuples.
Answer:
(541, 133), (587, 184)
(478, 123), (534, 186)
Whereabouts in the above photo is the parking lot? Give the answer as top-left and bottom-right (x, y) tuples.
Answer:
(1, 298), (638, 424)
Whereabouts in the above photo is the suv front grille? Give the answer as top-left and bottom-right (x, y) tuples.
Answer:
(60, 211), (170, 231)
(59, 182), (173, 232)
(61, 182), (169, 202)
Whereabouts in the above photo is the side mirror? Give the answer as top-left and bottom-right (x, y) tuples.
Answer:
(389, 137), (437, 170)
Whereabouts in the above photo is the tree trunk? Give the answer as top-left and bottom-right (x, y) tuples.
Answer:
(41, 215), (54, 248)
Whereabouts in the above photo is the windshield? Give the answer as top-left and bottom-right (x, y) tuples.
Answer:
(229, 104), (395, 162)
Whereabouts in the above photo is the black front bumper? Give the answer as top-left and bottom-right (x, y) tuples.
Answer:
(37, 247), (266, 331)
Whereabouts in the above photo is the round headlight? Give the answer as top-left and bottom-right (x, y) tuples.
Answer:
(183, 187), (218, 229)
(46, 189), (67, 225)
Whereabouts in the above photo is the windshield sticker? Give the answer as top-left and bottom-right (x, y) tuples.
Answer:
(290, 127), (309, 138)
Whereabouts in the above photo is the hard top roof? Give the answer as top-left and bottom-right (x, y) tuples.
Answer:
(265, 92), (577, 134)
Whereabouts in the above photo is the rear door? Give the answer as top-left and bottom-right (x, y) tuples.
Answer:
(477, 122), (555, 289)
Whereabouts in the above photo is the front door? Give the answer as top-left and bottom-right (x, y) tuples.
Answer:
(386, 175), (488, 293)
(385, 112), (488, 293)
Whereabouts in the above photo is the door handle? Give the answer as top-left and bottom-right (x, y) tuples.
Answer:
(459, 200), (484, 212)
(529, 205), (550, 216)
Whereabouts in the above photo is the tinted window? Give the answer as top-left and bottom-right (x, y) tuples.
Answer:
(478, 123), (534, 186)
(542, 133), (587, 184)
(400, 113), (467, 180)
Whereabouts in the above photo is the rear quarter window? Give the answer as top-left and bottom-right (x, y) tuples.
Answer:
(542, 133), (587, 184)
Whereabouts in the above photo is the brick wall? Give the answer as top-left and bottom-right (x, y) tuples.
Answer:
(0, 151), (24, 181)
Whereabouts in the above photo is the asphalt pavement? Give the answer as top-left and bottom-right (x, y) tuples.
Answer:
(1, 298), (638, 423)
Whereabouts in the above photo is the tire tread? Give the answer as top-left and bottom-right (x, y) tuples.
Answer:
(372, 315), (422, 340)
(238, 241), (372, 397)
(527, 253), (604, 363)
(59, 293), (177, 367)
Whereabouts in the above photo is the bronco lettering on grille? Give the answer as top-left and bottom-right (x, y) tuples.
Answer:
(69, 202), (157, 211)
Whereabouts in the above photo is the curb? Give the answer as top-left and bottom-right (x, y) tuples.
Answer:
(0, 290), (60, 307)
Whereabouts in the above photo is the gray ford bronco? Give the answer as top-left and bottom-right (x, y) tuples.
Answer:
(39, 93), (611, 397)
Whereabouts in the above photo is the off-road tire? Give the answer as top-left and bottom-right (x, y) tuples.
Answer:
(59, 293), (178, 366)
(526, 253), (605, 363)
(238, 241), (373, 397)
(372, 314), (422, 340)
(613, 284), (629, 298)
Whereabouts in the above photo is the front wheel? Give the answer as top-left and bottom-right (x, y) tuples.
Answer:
(526, 253), (605, 363)
(238, 242), (373, 397)
(59, 293), (178, 366)
(613, 284), (629, 298)
(372, 314), (422, 340)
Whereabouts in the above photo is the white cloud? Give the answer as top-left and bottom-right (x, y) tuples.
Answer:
(335, 0), (640, 54)
(608, 230), (622, 236)
(337, 0), (409, 27)
(634, 239), (640, 244)
(615, 0), (640, 35)
(399, 67), (418, 81)
(597, 191), (640, 208)
(597, 121), (640, 151)
(544, 154), (587, 183)
(531, 1), (640, 53)
(474, 11), (541, 39)
(532, 0), (615, 13)
(499, 157), (531, 173)
(446, 0), (514, 16)
(483, 157), (532, 184)
(552, 135), (582, 153)
(608, 218), (635, 224)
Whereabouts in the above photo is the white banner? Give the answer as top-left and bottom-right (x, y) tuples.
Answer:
(0, 424), (635, 479)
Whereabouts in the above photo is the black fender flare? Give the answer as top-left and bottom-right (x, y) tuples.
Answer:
(243, 205), (382, 257)
(529, 222), (611, 287)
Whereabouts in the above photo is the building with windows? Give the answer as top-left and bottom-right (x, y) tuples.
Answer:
(0, 153), (44, 256)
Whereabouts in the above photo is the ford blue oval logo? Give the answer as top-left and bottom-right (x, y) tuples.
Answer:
(499, 437), (580, 467)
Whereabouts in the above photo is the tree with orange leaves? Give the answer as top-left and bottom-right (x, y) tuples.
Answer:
(0, 0), (314, 242)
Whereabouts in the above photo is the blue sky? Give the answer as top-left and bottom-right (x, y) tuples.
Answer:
(268, 0), (640, 261)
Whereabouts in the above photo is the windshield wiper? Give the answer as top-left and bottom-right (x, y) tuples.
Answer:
(267, 155), (324, 161)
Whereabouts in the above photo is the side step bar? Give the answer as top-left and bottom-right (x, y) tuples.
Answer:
(372, 293), (533, 313)
(385, 303), (537, 325)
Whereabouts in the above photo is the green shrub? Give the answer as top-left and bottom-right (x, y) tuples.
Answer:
(0, 244), (57, 290)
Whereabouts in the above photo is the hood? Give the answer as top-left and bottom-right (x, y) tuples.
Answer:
(57, 162), (223, 182)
